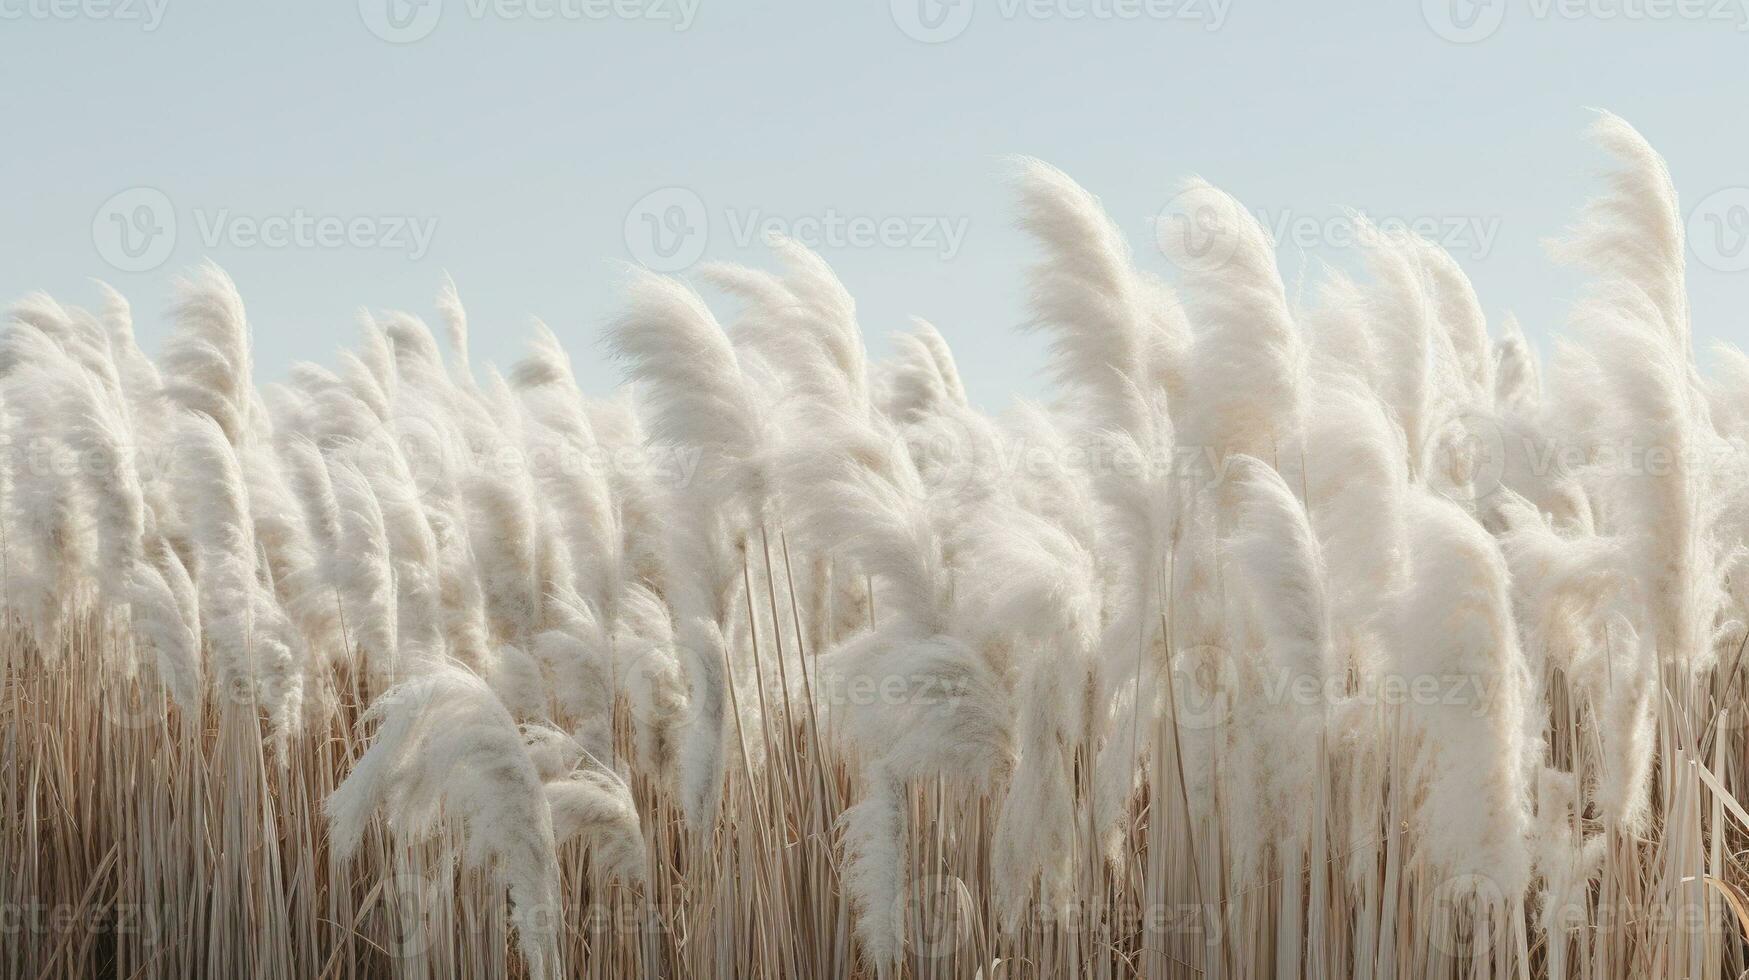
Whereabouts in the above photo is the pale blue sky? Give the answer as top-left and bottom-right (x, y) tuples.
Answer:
(3, 0), (1746, 407)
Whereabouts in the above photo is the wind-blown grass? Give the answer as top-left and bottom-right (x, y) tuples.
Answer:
(5, 112), (1749, 979)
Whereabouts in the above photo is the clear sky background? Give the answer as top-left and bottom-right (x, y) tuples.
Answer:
(3, 0), (1746, 409)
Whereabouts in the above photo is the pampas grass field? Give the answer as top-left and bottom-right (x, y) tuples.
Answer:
(6, 112), (1749, 979)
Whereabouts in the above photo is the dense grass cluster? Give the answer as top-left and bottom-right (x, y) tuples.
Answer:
(5, 112), (1749, 978)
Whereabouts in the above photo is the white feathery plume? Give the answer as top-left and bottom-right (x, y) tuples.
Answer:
(436, 273), (475, 390)
(162, 263), (256, 448)
(5, 294), (121, 403)
(486, 642), (550, 721)
(513, 330), (623, 620)
(326, 663), (563, 980)
(41, 345), (201, 706)
(280, 437), (342, 589)
(1162, 178), (1305, 471)
(242, 437), (335, 653)
(29, 347), (138, 594)
(508, 319), (576, 392)
(883, 318), (968, 426)
(1093, 394), (1177, 599)
(528, 618), (615, 764)
(1084, 396), (1178, 859)
(841, 766), (906, 976)
(1138, 271), (1192, 405)
(780, 407), (951, 635)
(1416, 239), (1494, 403)
(1530, 766), (1602, 943)
(1549, 111), (1689, 352)
(1394, 492), (1535, 898)
(343, 318), (398, 426)
(1494, 313), (1542, 415)
(827, 631), (1013, 962)
(960, 500), (1098, 916)
(327, 455), (398, 679)
(991, 656), (1079, 919)
(346, 432), (445, 662)
(703, 236), (870, 415)
(545, 769), (646, 884)
(282, 362), (378, 450)
(0, 325), (94, 650)
(463, 460), (543, 645)
(671, 611), (731, 823)
(585, 394), (668, 593)
(1302, 268), (1380, 391)
(615, 581), (687, 780)
(378, 310), (451, 393)
(1015, 157), (1160, 435)
(817, 634), (1014, 786)
(1355, 227), (1445, 481)
(1089, 642), (1157, 865)
(1573, 285), (1722, 668)
(94, 281), (171, 440)
(610, 269), (775, 507)
(1219, 454), (1332, 881)
(521, 723), (585, 781)
(1491, 490), (1619, 678)
(174, 413), (304, 740)
(1003, 403), (1100, 557)
(1589, 614), (1658, 830)
(129, 530), (202, 708)
(1296, 384), (1408, 882)
(1300, 384), (1409, 668)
